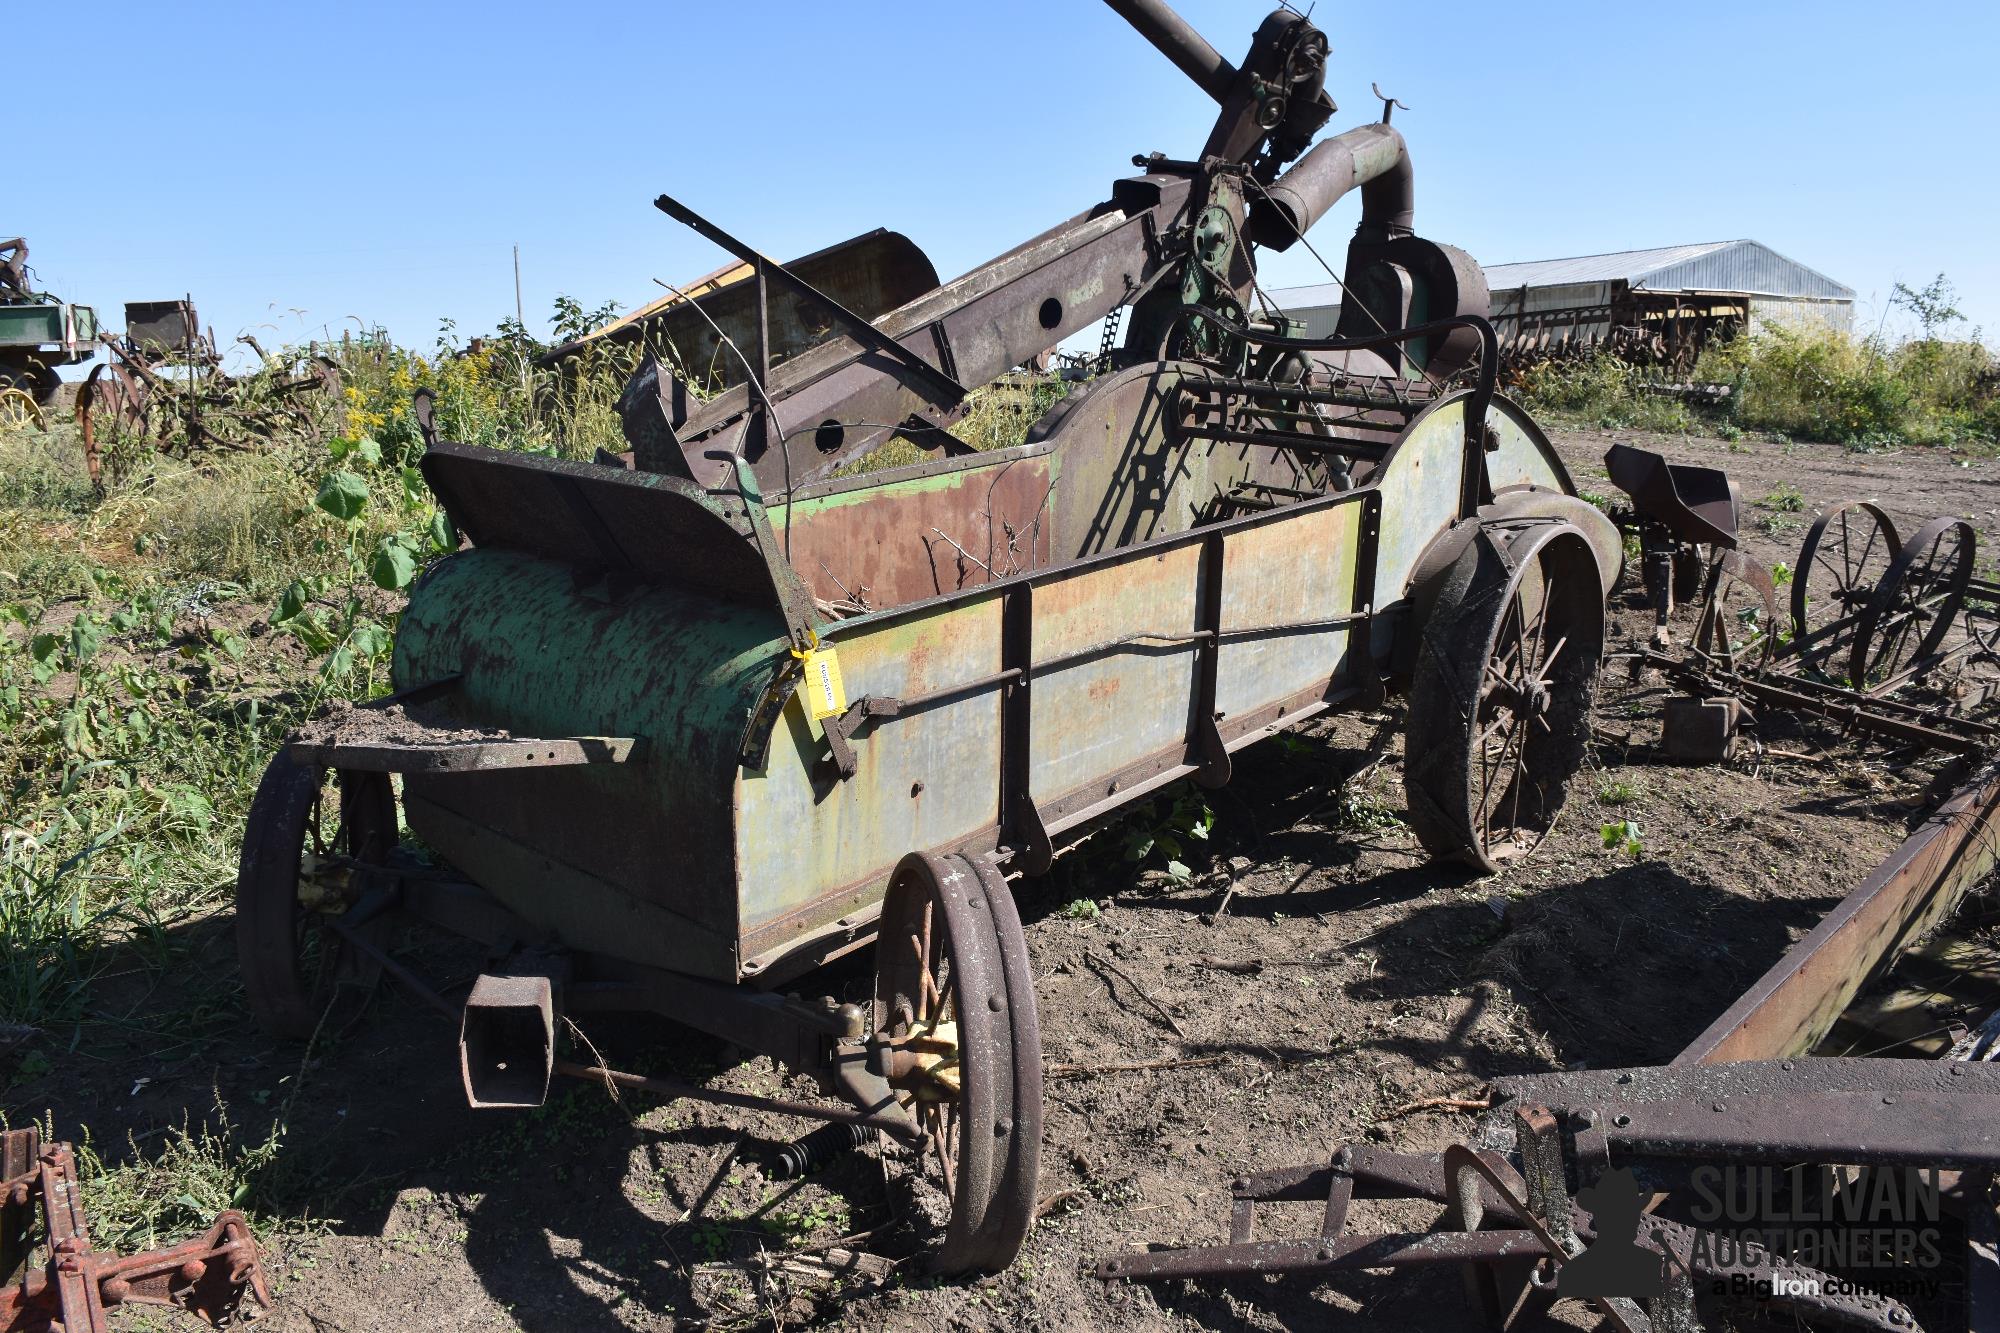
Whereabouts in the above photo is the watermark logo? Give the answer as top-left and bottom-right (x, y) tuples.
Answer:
(1559, 1164), (1943, 1304)
(1560, 1169), (1664, 1299)
(1686, 1164), (1942, 1303)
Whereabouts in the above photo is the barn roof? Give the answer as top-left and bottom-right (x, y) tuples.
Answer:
(1480, 240), (1853, 300)
(1263, 240), (1853, 310)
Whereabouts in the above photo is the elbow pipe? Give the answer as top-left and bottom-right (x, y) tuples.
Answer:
(1246, 122), (1415, 252)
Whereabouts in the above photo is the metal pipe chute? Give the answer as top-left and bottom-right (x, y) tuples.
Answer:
(1247, 122), (1414, 252)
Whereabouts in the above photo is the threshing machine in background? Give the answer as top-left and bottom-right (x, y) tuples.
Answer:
(236, 0), (1620, 1276)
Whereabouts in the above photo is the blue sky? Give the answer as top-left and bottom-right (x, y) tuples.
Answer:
(14, 1), (1998, 366)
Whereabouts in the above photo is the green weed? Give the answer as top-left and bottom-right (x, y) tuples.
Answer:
(1600, 819), (1644, 861)
(1760, 483), (1805, 512)
(74, 1106), (284, 1253)
(1596, 778), (1644, 807)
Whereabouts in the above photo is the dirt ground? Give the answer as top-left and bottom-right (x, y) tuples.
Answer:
(19, 426), (2000, 1332)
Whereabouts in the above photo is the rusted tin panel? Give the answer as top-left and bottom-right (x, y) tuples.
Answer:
(1042, 365), (1202, 558)
(539, 229), (940, 389)
(1214, 501), (1361, 719)
(735, 596), (1007, 939)
(403, 794), (742, 979)
(1361, 392), (1582, 665)
(779, 451), (1057, 609)
(1482, 395), (1573, 494)
(1028, 544), (1203, 805)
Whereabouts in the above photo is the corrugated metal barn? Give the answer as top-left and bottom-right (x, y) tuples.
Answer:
(1264, 240), (1854, 371)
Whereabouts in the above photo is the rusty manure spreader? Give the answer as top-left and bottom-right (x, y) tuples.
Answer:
(234, 0), (1619, 1275)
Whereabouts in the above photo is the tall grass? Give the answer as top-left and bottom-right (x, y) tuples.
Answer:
(0, 300), (642, 1030)
(1696, 327), (1999, 448)
(1515, 325), (2000, 449)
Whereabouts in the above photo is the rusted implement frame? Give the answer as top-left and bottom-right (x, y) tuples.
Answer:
(1638, 648), (1998, 757)
(238, 0), (1625, 1281)
(1100, 1060), (1997, 1329)
(77, 298), (340, 489)
(1605, 448), (1999, 761)
(0, 1129), (272, 1332)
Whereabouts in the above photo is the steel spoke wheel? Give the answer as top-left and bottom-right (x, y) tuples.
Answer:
(78, 364), (152, 488)
(237, 752), (397, 1038)
(1792, 500), (1899, 668)
(0, 388), (42, 432)
(873, 851), (1041, 1274)
(1693, 551), (1780, 672)
(1848, 516), (1974, 690)
(1405, 526), (1605, 873)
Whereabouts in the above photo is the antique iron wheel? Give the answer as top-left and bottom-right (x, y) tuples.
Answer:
(1405, 526), (1604, 873)
(1692, 550), (1780, 672)
(1792, 500), (1899, 669)
(1848, 515), (1974, 690)
(236, 753), (397, 1039)
(872, 850), (1041, 1274)
(77, 362), (153, 488)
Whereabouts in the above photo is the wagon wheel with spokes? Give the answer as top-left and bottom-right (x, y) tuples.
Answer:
(1404, 525), (1605, 874)
(1847, 516), (1974, 690)
(1693, 551), (1780, 672)
(0, 388), (42, 432)
(1792, 500), (1899, 669)
(236, 752), (398, 1039)
(78, 362), (153, 487)
(872, 851), (1041, 1274)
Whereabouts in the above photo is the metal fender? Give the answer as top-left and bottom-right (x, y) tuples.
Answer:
(1391, 508), (1616, 687)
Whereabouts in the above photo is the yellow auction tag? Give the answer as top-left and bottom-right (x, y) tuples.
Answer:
(795, 644), (848, 721)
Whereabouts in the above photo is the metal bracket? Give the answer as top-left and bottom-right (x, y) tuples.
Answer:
(1370, 81), (1409, 124)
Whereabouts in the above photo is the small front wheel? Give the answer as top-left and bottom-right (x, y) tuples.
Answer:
(873, 851), (1042, 1274)
(236, 752), (397, 1038)
(1404, 526), (1605, 873)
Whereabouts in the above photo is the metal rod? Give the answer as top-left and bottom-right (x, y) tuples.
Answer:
(1188, 375), (1425, 415)
(553, 1060), (922, 1142)
(328, 918), (460, 1021)
(653, 193), (965, 404)
(1188, 426), (1390, 456)
(1098, 0), (1236, 103)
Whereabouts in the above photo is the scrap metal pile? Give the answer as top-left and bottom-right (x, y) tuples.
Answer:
(75, 300), (341, 488)
(0, 1129), (271, 1332)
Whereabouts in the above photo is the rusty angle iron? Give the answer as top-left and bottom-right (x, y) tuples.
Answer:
(0, 1129), (273, 1331)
